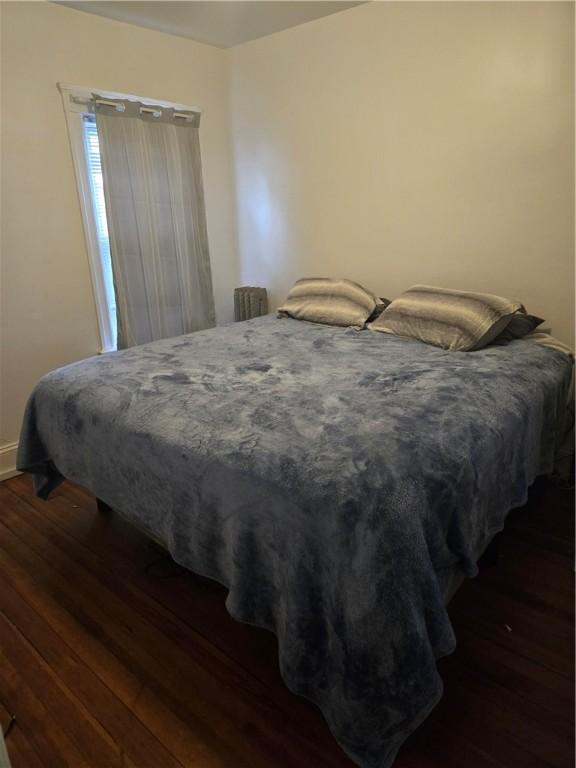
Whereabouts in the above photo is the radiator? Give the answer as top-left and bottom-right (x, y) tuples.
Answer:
(234, 286), (268, 321)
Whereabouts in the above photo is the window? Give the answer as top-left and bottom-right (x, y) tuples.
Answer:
(82, 115), (117, 350)
(58, 83), (201, 352)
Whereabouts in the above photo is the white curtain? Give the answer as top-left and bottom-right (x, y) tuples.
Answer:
(95, 97), (215, 349)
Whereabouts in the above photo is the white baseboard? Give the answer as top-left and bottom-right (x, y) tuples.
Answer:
(0, 442), (20, 481)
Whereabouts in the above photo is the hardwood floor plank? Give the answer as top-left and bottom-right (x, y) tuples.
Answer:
(0, 649), (92, 768)
(454, 628), (573, 721)
(0, 570), (224, 768)
(2, 725), (47, 768)
(397, 716), (506, 768)
(457, 580), (573, 653)
(480, 541), (574, 612)
(429, 682), (562, 768)
(0, 700), (43, 768)
(442, 656), (573, 764)
(0, 610), (122, 768)
(0, 542), (252, 768)
(450, 593), (574, 681)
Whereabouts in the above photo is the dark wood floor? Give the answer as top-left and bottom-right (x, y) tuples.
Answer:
(0, 473), (573, 768)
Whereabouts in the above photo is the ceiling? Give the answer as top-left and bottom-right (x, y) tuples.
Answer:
(55, 1), (365, 48)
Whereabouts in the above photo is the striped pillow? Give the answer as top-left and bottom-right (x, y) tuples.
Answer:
(278, 278), (379, 328)
(368, 285), (523, 351)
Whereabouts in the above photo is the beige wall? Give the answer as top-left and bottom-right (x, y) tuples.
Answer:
(230, 2), (574, 345)
(0, 1), (238, 454)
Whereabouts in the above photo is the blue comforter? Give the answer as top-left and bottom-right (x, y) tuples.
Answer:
(17, 315), (573, 767)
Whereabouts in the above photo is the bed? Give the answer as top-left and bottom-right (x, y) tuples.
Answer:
(17, 314), (573, 768)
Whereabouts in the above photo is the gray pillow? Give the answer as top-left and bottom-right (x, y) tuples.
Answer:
(278, 278), (380, 328)
(492, 312), (544, 345)
(367, 297), (391, 323)
(368, 285), (523, 351)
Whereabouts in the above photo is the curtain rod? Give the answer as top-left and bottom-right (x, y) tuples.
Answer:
(70, 95), (197, 121)
(59, 82), (201, 115)
(69, 94), (199, 119)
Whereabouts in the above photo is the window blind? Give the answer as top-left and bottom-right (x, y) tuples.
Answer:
(82, 115), (117, 350)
